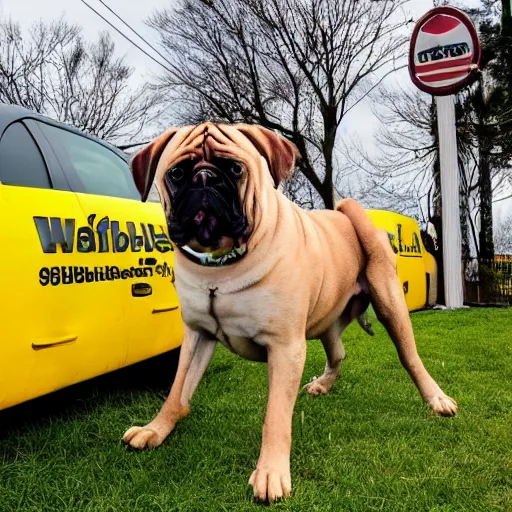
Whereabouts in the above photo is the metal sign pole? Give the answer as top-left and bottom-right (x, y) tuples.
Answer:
(435, 94), (464, 308)
(409, 6), (481, 309)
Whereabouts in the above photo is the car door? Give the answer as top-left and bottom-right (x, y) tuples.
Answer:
(395, 219), (428, 311)
(366, 210), (427, 312)
(0, 120), (96, 410)
(36, 122), (183, 369)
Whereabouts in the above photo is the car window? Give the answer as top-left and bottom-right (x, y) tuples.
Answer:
(0, 122), (51, 189)
(123, 147), (160, 203)
(39, 123), (140, 200)
(147, 181), (161, 203)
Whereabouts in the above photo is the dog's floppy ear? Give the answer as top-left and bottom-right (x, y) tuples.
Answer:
(130, 128), (178, 201)
(237, 125), (301, 187)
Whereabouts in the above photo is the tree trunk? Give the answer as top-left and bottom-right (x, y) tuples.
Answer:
(319, 182), (335, 210)
(476, 70), (494, 262)
(458, 157), (471, 262)
(321, 110), (337, 210)
(430, 154), (445, 305)
(478, 129), (495, 302)
(503, 0), (511, 29)
(478, 141), (495, 261)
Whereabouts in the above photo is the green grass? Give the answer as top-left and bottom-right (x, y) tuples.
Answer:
(1, 308), (511, 511)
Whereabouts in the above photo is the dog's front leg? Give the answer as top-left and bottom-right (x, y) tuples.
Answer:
(122, 325), (216, 449)
(249, 340), (306, 502)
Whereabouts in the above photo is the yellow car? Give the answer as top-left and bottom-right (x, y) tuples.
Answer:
(0, 105), (183, 411)
(366, 209), (438, 311)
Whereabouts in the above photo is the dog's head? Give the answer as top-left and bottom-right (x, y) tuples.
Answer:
(130, 123), (300, 259)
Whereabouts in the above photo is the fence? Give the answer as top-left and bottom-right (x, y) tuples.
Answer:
(463, 255), (512, 305)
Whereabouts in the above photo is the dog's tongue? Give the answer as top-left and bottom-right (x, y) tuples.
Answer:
(194, 210), (217, 229)
(194, 210), (206, 225)
(195, 211), (218, 244)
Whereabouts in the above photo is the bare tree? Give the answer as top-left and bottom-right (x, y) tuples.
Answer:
(0, 18), (163, 144)
(346, 84), (437, 217)
(280, 170), (322, 210)
(347, 0), (512, 263)
(356, 75), (511, 255)
(147, 0), (412, 209)
(494, 213), (512, 254)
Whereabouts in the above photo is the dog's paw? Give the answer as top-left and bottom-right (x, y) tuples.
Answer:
(428, 394), (458, 416)
(303, 377), (331, 396)
(249, 464), (292, 502)
(122, 426), (165, 449)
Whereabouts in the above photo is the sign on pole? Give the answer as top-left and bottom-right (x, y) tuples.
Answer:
(409, 6), (481, 308)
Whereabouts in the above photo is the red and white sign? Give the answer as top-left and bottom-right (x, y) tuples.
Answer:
(409, 7), (481, 96)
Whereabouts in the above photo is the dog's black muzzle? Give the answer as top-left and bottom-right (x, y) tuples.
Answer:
(165, 158), (248, 250)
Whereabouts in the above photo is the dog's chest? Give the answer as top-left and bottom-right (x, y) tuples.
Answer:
(176, 283), (271, 361)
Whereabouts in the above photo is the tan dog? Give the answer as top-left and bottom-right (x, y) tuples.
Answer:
(122, 123), (457, 502)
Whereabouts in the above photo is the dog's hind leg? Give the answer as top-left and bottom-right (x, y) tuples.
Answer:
(122, 325), (216, 449)
(365, 259), (457, 415)
(338, 199), (457, 416)
(304, 320), (346, 396)
(304, 292), (372, 397)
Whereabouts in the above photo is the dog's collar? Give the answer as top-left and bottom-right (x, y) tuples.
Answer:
(179, 243), (247, 267)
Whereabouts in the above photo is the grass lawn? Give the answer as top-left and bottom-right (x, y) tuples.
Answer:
(1, 308), (511, 511)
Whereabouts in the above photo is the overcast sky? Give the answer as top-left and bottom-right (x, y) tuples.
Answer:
(0, 0), (165, 80)
(0, 0), (433, 85)
(2, 0), (510, 217)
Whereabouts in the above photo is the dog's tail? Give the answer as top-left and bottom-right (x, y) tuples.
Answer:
(337, 198), (387, 338)
(336, 198), (381, 256)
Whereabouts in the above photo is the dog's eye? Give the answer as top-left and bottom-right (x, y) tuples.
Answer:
(167, 167), (185, 183)
(230, 163), (243, 179)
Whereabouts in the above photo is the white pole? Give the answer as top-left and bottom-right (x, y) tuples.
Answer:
(435, 94), (464, 308)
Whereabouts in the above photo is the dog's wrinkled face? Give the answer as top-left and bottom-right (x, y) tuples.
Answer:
(130, 123), (301, 260)
(165, 155), (248, 251)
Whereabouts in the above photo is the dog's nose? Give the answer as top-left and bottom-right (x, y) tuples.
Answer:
(192, 169), (216, 186)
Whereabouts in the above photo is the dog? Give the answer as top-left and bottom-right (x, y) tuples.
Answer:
(122, 123), (457, 502)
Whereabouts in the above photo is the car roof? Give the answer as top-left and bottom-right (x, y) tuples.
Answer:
(0, 103), (129, 161)
(367, 209), (420, 226)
